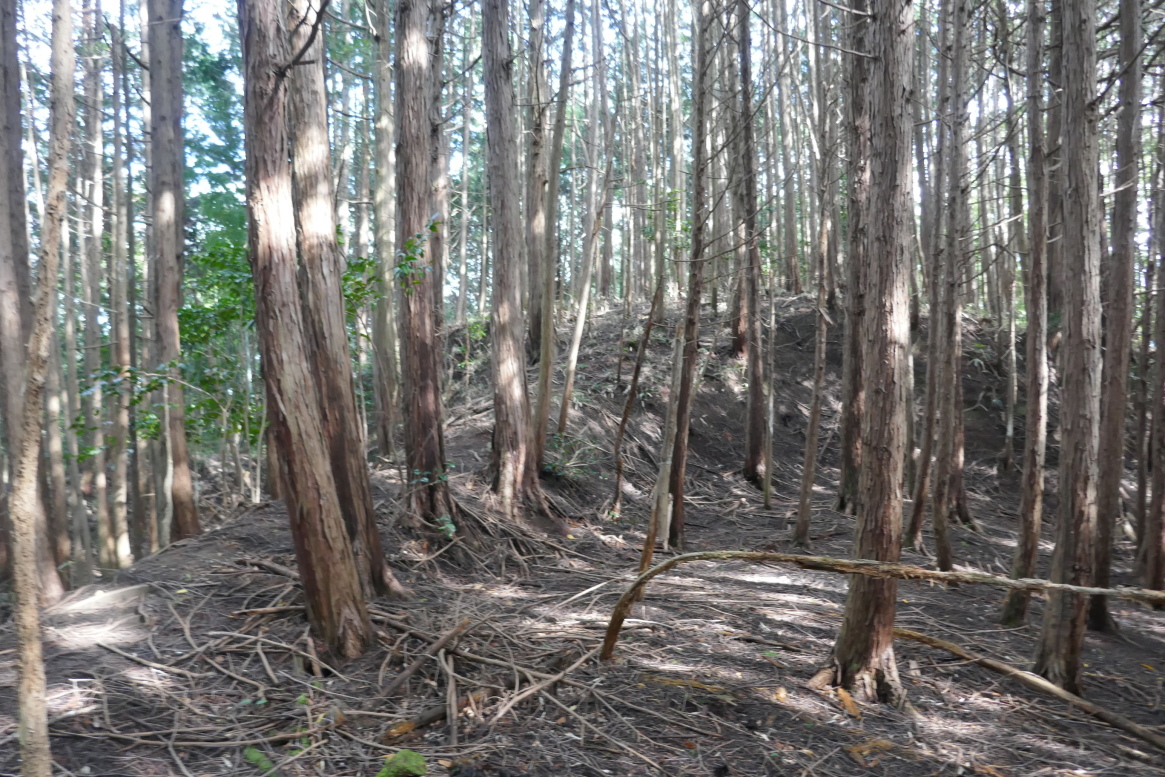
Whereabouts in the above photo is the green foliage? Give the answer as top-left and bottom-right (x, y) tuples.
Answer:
(376, 749), (428, 777)
(542, 433), (603, 479)
(343, 254), (381, 321)
(395, 218), (442, 294)
(242, 747), (277, 774)
(435, 515), (457, 539)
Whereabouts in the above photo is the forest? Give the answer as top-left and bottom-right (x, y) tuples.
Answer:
(0, 0), (1164, 773)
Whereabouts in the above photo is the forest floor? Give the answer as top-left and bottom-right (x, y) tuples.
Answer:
(2, 296), (1164, 777)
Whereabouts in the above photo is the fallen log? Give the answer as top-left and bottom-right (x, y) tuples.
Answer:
(600, 550), (1165, 660)
(894, 627), (1165, 754)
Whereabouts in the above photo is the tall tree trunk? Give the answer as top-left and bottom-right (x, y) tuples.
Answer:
(238, 0), (373, 658)
(148, 0), (200, 541)
(372, 0), (400, 460)
(483, 0), (548, 520)
(395, 0), (456, 522)
(532, 0), (576, 468)
(908, 0), (950, 544)
(1031, 0), (1101, 694)
(837, 0), (868, 516)
(811, 0), (911, 705)
(1000, 0), (1049, 626)
(525, 0), (548, 357)
(81, 4), (112, 569)
(108, 15), (132, 568)
(1090, 0), (1139, 632)
(666, 0), (711, 552)
(930, 0), (969, 571)
(287, 0), (402, 599)
(0, 0), (64, 599)
(12, 0), (73, 765)
(736, 0), (765, 485)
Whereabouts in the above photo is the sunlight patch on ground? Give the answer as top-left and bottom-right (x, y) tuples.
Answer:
(46, 620), (147, 651)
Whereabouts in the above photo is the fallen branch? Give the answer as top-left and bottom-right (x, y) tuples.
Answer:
(381, 688), (490, 741)
(894, 627), (1165, 754)
(96, 642), (210, 680)
(600, 551), (1165, 659)
(378, 619), (471, 698)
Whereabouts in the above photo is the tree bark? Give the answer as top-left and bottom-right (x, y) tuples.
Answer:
(735, 0), (766, 485)
(148, 0), (200, 541)
(1000, 0), (1049, 626)
(532, 0), (576, 468)
(12, 0), (73, 765)
(837, 0), (868, 516)
(395, 0), (456, 523)
(238, 0), (373, 658)
(525, 0), (549, 358)
(0, 0), (64, 599)
(287, 0), (402, 599)
(372, 0), (400, 461)
(1090, 0), (1139, 632)
(815, 0), (912, 704)
(483, 0), (548, 520)
(1031, 0), (1101, 694)
(666, 0), (711, 552)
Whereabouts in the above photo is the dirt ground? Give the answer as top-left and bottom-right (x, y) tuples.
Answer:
(2, 297), (1163, 777)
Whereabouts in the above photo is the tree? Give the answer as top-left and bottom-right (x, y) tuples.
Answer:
(666, 0), (711, 552)
(532, 0), (576, 468)
(1000, 0), (1048, 626)
(148, 0), (200, 540)
(0, 0), (64, 599)
(1090, 0), (1140, 632)
(286, 0), (403, 598)
(811, 0), (912, 703)
(1030, 0), (1101, 694)
(482, 0), (547, 518)
(11, 0), (73, 767)
(836, 0), (868, 517)
(734, 0), (765, 486)
(395, 0), (457, 523)
(238, 0), (373, 657)
(525, 0), (549, 359)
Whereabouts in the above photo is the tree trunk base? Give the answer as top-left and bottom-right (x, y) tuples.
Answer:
(807, 656), (904, 706)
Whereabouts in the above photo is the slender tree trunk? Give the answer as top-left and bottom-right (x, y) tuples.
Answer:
(1000, 0), (1049, 626)
(1031, 0), (1101, 694)
(455, 13), (474, 329)
(12, 0), (72, 765)
(812, 0), (912, 704)
(148, 0), (200, 541)
(908, 0), (950, 544)
(483, 0), (549, 520)
(525, 0), (548, 357)
(666, 0), (711, 552)
(238, 0), (373, 658)
(108, 16), (132, 568)
(1090, 0), (1140, 632)
(287, 0), (402, 599)
(372, 0), (400, 461)
(395, 0), (456, 522)
(612, 274), (665, 514)
(532, 0), (576, 468)
(837, 0), (868, 516)
(736, 0), (766, 485)
(0, 0), (63, 598)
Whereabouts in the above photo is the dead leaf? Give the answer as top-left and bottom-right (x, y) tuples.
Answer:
(772, 687), (788, 702)
(837, 688), (862, 719)
(974, 765), (1008, 777)
(644, 675), (727, 693)
(846, 739), (892, 767)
